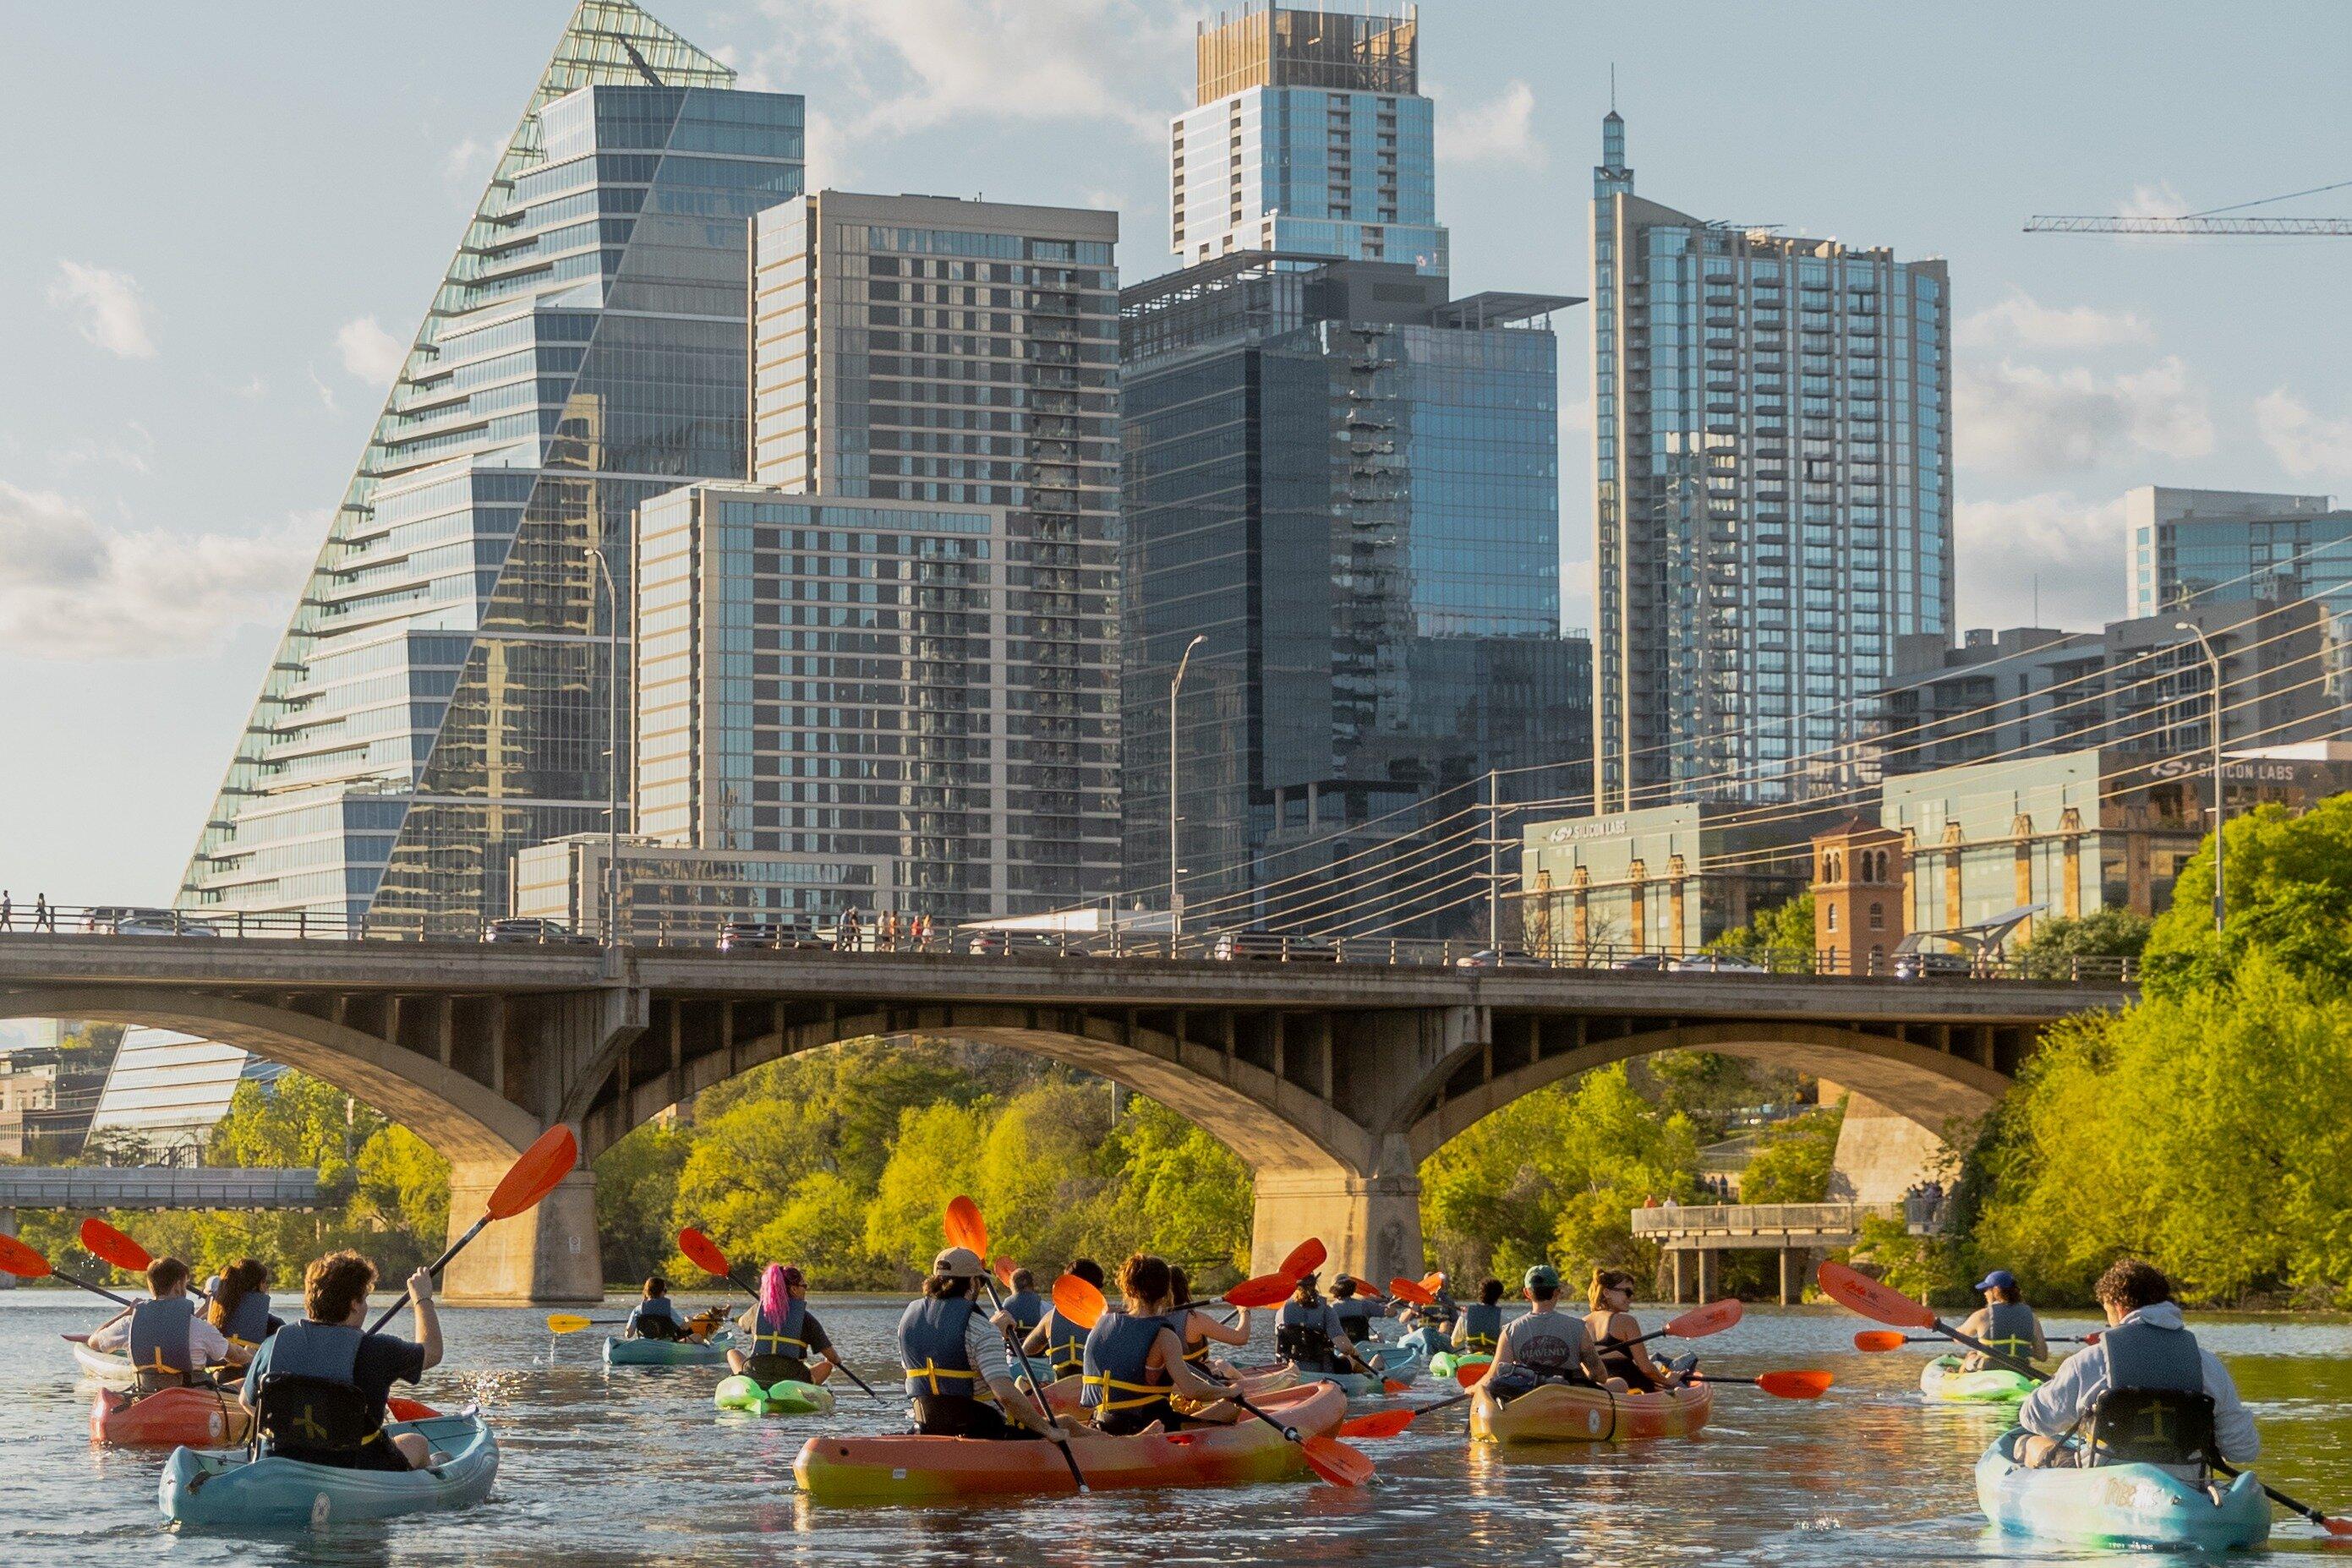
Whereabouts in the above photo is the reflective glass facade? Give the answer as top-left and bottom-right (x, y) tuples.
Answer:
(1593, 112), (1953, 811)
(2126, 485), (2352, 697)
(181, 3), (804, 936)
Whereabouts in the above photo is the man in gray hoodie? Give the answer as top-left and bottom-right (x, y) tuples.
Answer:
(2018, 1257), (2257, 1474)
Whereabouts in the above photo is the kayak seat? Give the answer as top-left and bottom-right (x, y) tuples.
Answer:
(256, 1374), (401, 1471)
(2085, 1387), (2217, 1470)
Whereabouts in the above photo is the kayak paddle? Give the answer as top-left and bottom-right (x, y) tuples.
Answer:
(545, 1314), (629, 1333)
(1278, 1237), (1327, 1279)
(1222, 1271), (1295, 1309)
(1820, 1262), (2349, 1538)
(1053, 1273), (1373, 1488)
(994, 1258), (1019, 1290)
(678, 1228), (881, 1404)
(369, 1123), (577, 1334)
(947, 1195), (1089, 1493)
(1855, 1329), (2098, 1352)
(0, 1233), (135, 1306)
(1596, 1297), (1743, 1355)
(1387, 1276), (1438, 1308)
(1691, 1370), (1835, 1399)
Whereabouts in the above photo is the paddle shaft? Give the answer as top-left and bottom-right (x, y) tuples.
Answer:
(977, 1273), (1088, 1493)
(54, 1267), (138, 1309)
(369, 1212), (484, 1334)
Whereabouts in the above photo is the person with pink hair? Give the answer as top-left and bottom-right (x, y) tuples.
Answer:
(728, 1263), (841, 1386)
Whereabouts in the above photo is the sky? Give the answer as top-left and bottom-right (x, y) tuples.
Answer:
(3, 1), (2349, 904)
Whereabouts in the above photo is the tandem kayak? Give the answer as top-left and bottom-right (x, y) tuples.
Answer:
(1040, 1363), (1299, 1417)
(1430, 1351), (1491, 1381)
(1976, 1427), (2269, 1551)
(71, 1338), (137, 1385)
(604, 1330), (736, 1367)
(792, 1380), (1348, 1504)
(93, 1385), (251, 1449)
(160, 1409), (497, 1529)
(714, 1374), (836, 1418)
(1316, 1341), (1424, 1396)
(1470, 1379), (1715, 1444)
(1922, 1354), (2038, 1403)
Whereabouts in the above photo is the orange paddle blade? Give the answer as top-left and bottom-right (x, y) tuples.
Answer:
(994, 1258), (1017, 1289)
(1816, 1260), (1936, 1330)
(1341, 1275), (1386, 1301)
(1420, 1272), (1445, 1292)
(1853, 1330), (1910, 1352)
(0, 1234), (52, 1279)
(677, 1227), (732, 1281)
(1454, 1360), (1487, 1387)
(386, 1397), (441, 1422)
(1381, 1379), (1408, 1394)
(1387, 1276), (1436, 1308)
(1300, 1434), (1375, 1487)
(79, 1218), (150, 1273)
(944, 1194), (989, 1256)
(1756, 1369), (1835, 1399)
(1053, 1274), (1106, 1330)
(1665, 1297), (1742, 1339)
(1222, 1271), (1294, 1309)
(486, 1124), (578, 1220)
(1278, 1237), (1326, 1279)
(1337, 1407), (1416, 1439)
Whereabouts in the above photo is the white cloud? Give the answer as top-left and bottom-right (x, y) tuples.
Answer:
(335, 316), (407, 385)
(1954, 492), (2131, 630)
(1955, 290), (2152, 352)
(1955, 356), (2213, 479)
(2118, 179), (2189, 220)
(443, 134), (498, 188)
(49, 422), (155, 475)
(2253, 390), (2352, 480)
(0, 482), (315, 659)
(1438, 80), (1543, 169)
(47, 261), (157, 359)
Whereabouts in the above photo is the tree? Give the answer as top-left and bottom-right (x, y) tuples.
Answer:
(864, 1101), (989, 1281)
(2014, 908), (2152, 980)
(1102, 1098), (1254, 1281)
(594, 1121), (690, 1284)
(2141, 796), (2352, 1001)
(1737, 1100), (1844, 1203)
(1708, 892), (1817, 972)
(974, 1081), (1119, 1265)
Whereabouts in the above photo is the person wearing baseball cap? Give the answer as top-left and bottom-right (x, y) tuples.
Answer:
(728, 1263), (843, 1387)
(1956, 1267), (2047, 1372)
(896, 1246), (1070, 1440)
(1474, 1262), (1611, 1399)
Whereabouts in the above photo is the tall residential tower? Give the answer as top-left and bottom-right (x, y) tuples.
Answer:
(1592, 112), (1953, 811)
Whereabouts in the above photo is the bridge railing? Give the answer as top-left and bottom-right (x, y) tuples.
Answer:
(0, 904), (2137, 984)
(1632, 1201), (1906, 1238)
(0, 1166), (322, 1211)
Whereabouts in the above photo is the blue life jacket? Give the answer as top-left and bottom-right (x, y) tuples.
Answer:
(626, 1297), (682, 1339)
(1002, 1289), (1047, 1335)
(1170, 1308), (1211, 1367)
(1038, 1306), (1087, 1376)
(262, 1319), (365, 1387)
(1430, 1291), (1460, 1329)
(1277, 1298), (1337, 1371)
(898, 1295), (987, 1401)
(2103, 1318), (2204, 1393)
(222, 1290), (273, 1349)
(1978, 1301), (2040, 1363)
(1080, 1309), (1170, 1412)
(1460, 1303), (1503, 1351)
(1332, 1297), (1374, 1340)
(129, 1298), (196, 1389)
(752, 1298), (809, 1358)
(253, 1320), (378, 1458)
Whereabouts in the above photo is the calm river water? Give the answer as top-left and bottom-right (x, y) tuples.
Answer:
(8, 1290), (2352, 1565)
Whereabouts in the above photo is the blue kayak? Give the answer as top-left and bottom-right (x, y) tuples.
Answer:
(1315, 1342), (1426, 1396)
(1976, 1427), (2269, 1552)
(604, 1330), (736, 1367)
(160, 1410), (498, 1529)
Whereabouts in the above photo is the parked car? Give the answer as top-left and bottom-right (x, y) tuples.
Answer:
(1611, 953), (1672, 971)
(719, 916), (824, 953)
(1209, 929), (1337, 962)
(1893, 947), (1977, 980)
(966, 929), (1097, 958)
(111, 908), (220, 938)
(1454, 947), (1545, 970)
(1667, 953), (1769, 974)
(481, 916), (593, 945)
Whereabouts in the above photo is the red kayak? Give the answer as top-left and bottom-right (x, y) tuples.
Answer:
(91, 1387), (435, 1449)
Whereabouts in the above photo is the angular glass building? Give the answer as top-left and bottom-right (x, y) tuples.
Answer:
(179, 3), (804, 937)
(1592, 112), (1953, 812)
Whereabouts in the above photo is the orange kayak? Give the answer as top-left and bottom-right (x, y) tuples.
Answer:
(1039, 1363), (1298, 1417)
(1469, 1380), (1713, 1444)
(91, 1388), (435, 1449)
(794, 1380), (1347, 1503)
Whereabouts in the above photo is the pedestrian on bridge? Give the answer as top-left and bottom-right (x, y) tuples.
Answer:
(32, 893), (52, 933)
(0, 890), (11, 930)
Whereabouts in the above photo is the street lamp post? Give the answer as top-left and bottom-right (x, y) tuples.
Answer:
(1168, 634), (1207, 953)
(2173, 620), (2225, 934)
(588, 547), (622, 945)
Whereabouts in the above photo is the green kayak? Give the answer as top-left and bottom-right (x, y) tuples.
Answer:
(1430, 1351), (1491, 1381)
(714, 1374), (837, 1418)
(1921, 1354), (2037, 1403)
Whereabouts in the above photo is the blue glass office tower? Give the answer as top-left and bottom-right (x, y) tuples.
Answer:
(1121, 255), (1589, 935)
(1173, 5), (1446, 276)
(180, 3), (804, 935)
(1592, 112), (1953, 811)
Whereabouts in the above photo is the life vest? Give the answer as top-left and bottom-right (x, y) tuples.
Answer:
(2086, 1318), (2212, 1471)
(751, 1298), (810, 1360)
(1460, 1302), (1502, 1352)
(1332, 1297), (1374, 1341)
(1277, 1299), (1336, 1372)
(1172, 1308), (1211, 1368)
(1038, 1306), (1087, 1378)
(220, 1289), (273, 1350)
(129, 1298), (195, 1390)
(2102, 1318), (2205, 1394)
(254, 1320), (380, 1457)
(1080, 1308), (1171, 1413)
(626, 1297), (684, 1341)
(1430, 1291), (1460, 1329)
(1002, 1289), (1046, 1336)
(1979, 1301), (2041, 1363)
(898, 1295), (989, 1402)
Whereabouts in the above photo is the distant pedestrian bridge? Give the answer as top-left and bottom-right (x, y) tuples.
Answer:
(0, 1166), (321, 1211)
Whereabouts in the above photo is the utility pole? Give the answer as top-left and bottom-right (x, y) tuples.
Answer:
(588, 547), (623, 945)
(2174, 621), (2226, 934)
(1485, 769), (1502, 949)
(1168, 635), (1207, 953)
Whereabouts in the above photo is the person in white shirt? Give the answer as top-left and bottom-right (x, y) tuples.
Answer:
(88, 1257), (240, 1390)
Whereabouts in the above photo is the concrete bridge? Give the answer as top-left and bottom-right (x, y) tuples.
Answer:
(0, 935), (2132, 1302)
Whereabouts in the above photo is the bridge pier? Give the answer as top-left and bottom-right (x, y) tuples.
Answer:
(441, 1163), (602, 1305)
(1250, 1163), (1423, 1286)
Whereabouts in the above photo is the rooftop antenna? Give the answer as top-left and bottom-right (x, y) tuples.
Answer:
(1610, 64), (1616, 112)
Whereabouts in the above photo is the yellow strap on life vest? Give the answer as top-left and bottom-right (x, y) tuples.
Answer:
(1184, 1341), (1210, 1366)
(903, 1359), (990, 1400)
(1467, 1334), (1497, 1352)
(1083, 1372), (1172, 1412)
(755, 1329), (810, 1356)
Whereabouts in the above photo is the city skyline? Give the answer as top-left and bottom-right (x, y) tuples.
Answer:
(5, 0), (2351, 900)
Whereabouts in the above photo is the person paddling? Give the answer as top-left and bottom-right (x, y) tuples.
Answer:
(627, 1275), (694, 1342)
(1331, 1276), (1378, 1345)
(731, 1265), (841, 1385)
(1164, 1264), (1250, 1380)
(2016, 1258), (2256, 1477)
(1079, 1253), (1242, 1435)
(89, 1257), (245, 1391)
(238, 1250), (441, 1471)
(1956, 1269), (2048, 1373)
(207, 1258), (281, 1359)
(1475, 1264), (1611, 1400)
(900, 1248), (1070, 1440)
(1021, 1257), (1105, 1380)
(1001, 1268), (1048, 1340)
(1585, 1266), (1687, 1392)
(1276, 1272), (1375, 1380)
(1452, 1276), (1506, 1357)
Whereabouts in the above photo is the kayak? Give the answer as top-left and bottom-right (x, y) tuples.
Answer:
(1041, 1363), (1299, 1417)
(714, 1374), (836, 1418)
(1976, 1427), (2269, 1551)
(1470, 1379), (1715, 1444)
(1922, 1354), (2038, 1403)
(604, 1330), (736, 1367)
(72, 1339), (138, 1385)
(793, 1380), (1348, 1503)
(93, 1385), (252, 1449)
(1430, 1351), (1491, 1381)
(1315, 1342), (1424, 1396)
(160, 1409), (498, 1529)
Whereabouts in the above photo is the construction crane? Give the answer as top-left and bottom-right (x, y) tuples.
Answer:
(2026, 177), (2352, 236)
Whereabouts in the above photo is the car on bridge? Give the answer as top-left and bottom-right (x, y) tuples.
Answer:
(481, 917), (596, 946)
(1668, 953), (1770, 975)
(1454, 947), (1545, 970)
(718, 917), (827, 953)
(102, 907), (221, 938)
(1210, 929), (1337, 962)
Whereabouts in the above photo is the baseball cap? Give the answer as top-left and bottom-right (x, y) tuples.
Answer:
(1973, 1269), (2018, 1292)
(932, 1247), (986, 1280)
(1523, 1264), (1561, 1292)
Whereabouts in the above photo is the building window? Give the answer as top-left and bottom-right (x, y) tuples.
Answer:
(1826, 904), (1839, 932)
(1868, 902), (1884, 931)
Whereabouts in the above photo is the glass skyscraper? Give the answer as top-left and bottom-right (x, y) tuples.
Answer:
(179, 3), (805, 937)
(1172, 4), (1446, 276)
(1592, 112), (1953, 812)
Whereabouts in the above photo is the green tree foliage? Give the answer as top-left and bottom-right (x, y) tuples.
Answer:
(593, 1121), (690, 1284)
(2141, 797), (2352, 1000)
(1737, 1100), (1845, 1203)
(2015, 908), (2152, 980)
(864, 1101), (990, 1278)
(1638, 1052), (1808, 1141)
(1708, 891), (1818, 971)
(1101, 1097), (1254, 1278)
